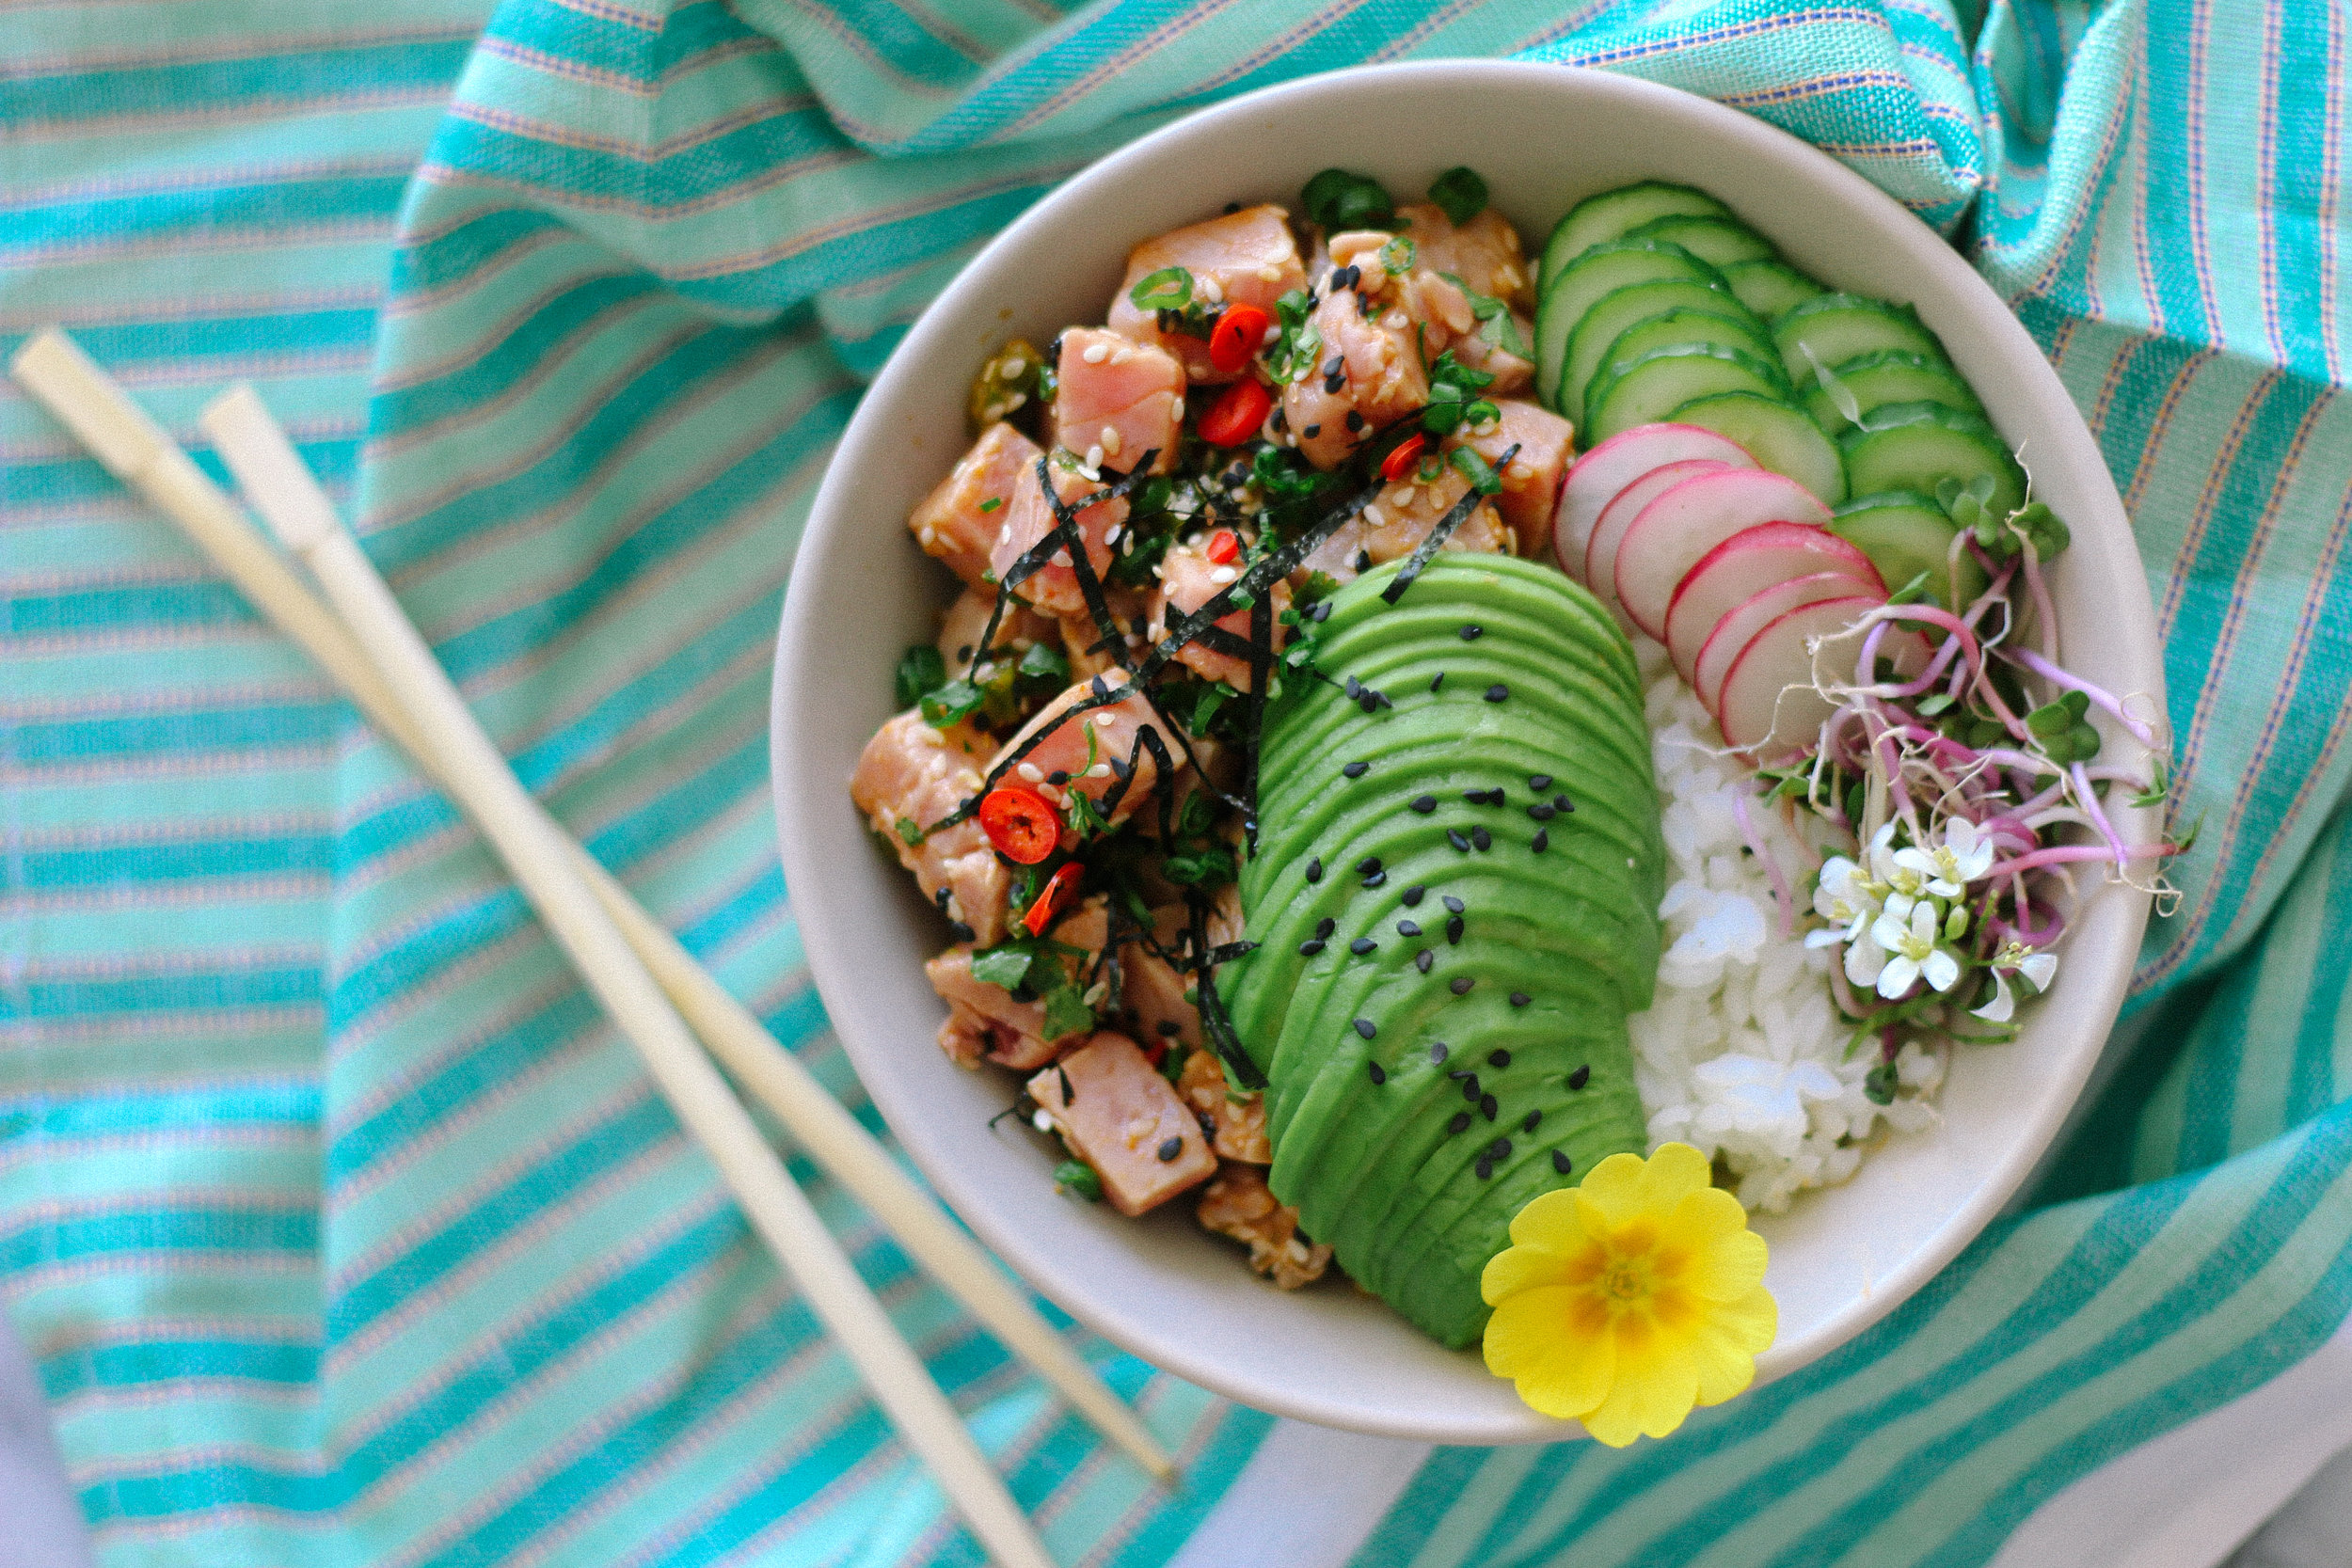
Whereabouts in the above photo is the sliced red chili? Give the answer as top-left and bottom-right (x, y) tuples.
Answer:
(978, 785), (1059, 864)
(1023, 861), (1084, 937)
(1198, 377), (1273, 447)
(1205, 529), (1240, 565)
(1141, 1037), (1169, 1069)
(1207, 305), (1270, 375)
(1380, 433), (1428, 483)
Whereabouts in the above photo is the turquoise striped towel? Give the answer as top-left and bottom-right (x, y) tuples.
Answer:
(7, 1), (2351, 1563)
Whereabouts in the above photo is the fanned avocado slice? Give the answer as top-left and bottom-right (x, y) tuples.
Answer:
(1226, 556), (1662, 1349)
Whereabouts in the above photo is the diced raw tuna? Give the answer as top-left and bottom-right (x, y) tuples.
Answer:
(1120, 906), (1200, 1048)
(925, 899), (1108, 1069)
(936, 585), (1055, 678)
(1106, 205), (1308, 383)
(1453, 400), (1572, 561)
(1391, 202), (1534, 310)
(1055, 584), (1152, 682)
(991, 451), (1129, 618)
(1196, 1164), (1331, 1288)
(991, 671), (1166, 826)
(850, 713), (1009, 945)
(1028, 1033), (1219, 1215)
(1298, 466), (1512, 584)
(1178, 1048), (1269, 1163)
(1148, 540), (1292, 691)
(1052, 326), (1184, 476)
(910, 422), (1040, 589)
(1280, 260), (1430, 471)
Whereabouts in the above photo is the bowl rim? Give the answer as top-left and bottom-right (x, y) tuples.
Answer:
(771, 57), (2158, 1442)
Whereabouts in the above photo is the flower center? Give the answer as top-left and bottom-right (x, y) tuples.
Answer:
(1601, 1259), (1647, 1302)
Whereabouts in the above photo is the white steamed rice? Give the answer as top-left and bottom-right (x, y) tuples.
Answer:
(1624, 636), (1946, 1213)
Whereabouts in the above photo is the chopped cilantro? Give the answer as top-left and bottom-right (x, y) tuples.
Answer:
(1426, 166), (1488, 226)
(895, 643), (946, 708)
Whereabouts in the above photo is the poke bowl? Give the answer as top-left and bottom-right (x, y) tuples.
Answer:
(771, 61), (2166, 1444)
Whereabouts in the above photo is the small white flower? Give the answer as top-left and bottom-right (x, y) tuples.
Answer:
(1807, 855), (1881, 948)
(1972, 942), (2057, 1022)
(1844, 922), (1889, 989)
(1867, 822), (1931, 901)
(1869, 898), (1963, 999)
(1896, 816), (1997, 898)
(1971, 971), (2017, 1022)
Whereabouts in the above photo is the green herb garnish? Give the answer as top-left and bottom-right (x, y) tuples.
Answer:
(1053, 1160), (1104, 1201)
(1426, 166), (1488, 226)
(895, 643), (946, 708)
(1302, 167), (1394, 231)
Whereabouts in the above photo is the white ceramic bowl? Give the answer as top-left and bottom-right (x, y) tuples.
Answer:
(771, 61), (2161, 1443)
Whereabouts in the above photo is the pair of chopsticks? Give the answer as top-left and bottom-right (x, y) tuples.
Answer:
(9, 330), (1174, 1568)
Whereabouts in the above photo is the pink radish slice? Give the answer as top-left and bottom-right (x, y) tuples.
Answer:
(1692, 572), (1880, 710)
(1613, 468), (1833, 641)
(1582, 459), (1734, 608)
(1716, 595), (1882, 758)
(1664, 523), (1883, 684)
(1554, 423), (1757, 582)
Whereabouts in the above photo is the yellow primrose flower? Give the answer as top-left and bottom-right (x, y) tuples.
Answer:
(1480, 1143), (1775, 1446)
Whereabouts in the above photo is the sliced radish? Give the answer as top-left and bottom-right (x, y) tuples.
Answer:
(1692, 571), (1880, 710)
(1664, 523), (1883, 684)
(1582, 458), (1734, 609)
(1716, 595), (1880, 758)
(1613, 468), (1833, 641)
(1554, 423), (1756, 582)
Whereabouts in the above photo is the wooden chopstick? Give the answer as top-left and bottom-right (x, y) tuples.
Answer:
(10, 331), (1063, 1568)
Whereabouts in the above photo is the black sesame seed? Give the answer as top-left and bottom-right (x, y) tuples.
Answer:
(1552, 1149), (1573, 1175)
(1315, 917), (1336, 939)
(1471, 827), (1493, 852)
(1568, 1065), (1592, 1091)
(1299, 939), (1326, 956)
(1350, 937), (1376, 956)
(1459, 625), (1483, 641)
(1157, 1136), (1184, 1162)
(1047, 768), (1070, 785)
(1357, 856), (1383, 875)
(1430, 672), (1445, 692)
(1533, 830), (1549, 852)
(1489, 1050), (1512, 1068)
(1449, 1111), (1473, 1134)
(1310, 600), (1332, 622)
(1157, 1019), (1184, 1037)
(1324, 371), (1346, 394)
(1449, 1069), (1473, 1081)
(1528, 802), (1556, 821)
(1529, 774), (1553, 791)
(1485, 683), (1509, 704)
(1325, 354), (1344, 377)
(1489, 1137), (1512, 1162)
(948, 921), (977, 942)
(1447, 915), (1465, 943)
(1460, 1075), (1481, 1101)
(1410, 794), (1438, 814)
(1343, 761), (1369, 779)
(1443, 895), (1465, 914)
(1429, 1042), (1450, 1064)
(1480, 1093), (1499, 1120)
(1397, 919), (1422, 937)
(1524, 1109), (1542, 1132)
(1555, 795), (1575, 813)
(1359, 690), (1385, 714)
(1226, 200), (1243, 214)
(1450, 977), (1473, 995)
(1509, 991), (1530, 1007)
(1475, 1156), (1494, 1181)
(1345, 409), (1365, 432)
(1353, 1018), (1377, 1039)
(1343, 674), (1362, 699)
(1402, 884), (1425, 906)
(1306, 858), (1323, 882)
(1361, 870), (1388, 889)
(1352, 548), (1373, 571)
(1414, 949), (1434, 974)
(1368, 1061), (1387, 1085)
(1302, 423), (1322, 438)
(1447, 830), (1470, 851)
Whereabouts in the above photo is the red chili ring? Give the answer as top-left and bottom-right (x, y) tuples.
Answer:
(1199, 377), (1274, 447)
(1205, 529), (1241, 565)
(1380, 433), (1428, 483)
(1024, 861), (1084, 936)
(1208, 304), (1271, 375)
(977, 785), (1060, 864)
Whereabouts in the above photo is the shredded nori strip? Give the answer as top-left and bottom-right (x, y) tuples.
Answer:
(1378, 442), (1519, 605)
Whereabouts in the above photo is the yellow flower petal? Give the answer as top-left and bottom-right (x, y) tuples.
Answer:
(1504, 1185), (1587, 1250)
(1670, 1190), (1770, 1300)
(1571, 1149), (1654, 1227)
(1481, 1237), (1572, 1305)
(1483, 1287), (1616, 1418)
(1578, 1338), (1700, 1448)
(1688, 1295), (1772, 1408)
(1636, 1141), (1714, 1209)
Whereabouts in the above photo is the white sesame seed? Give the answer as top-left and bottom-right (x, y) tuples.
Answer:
(1256, 263), (1282, 282)
(1263, 323), (1281, 346)
(1002, 356), (1026, 377)
(1082, 341), (1111, 364)
(1365, 504), (1388, 529)
(1010, 637), (1034, 651)
(1100, 425), (1121, 456)
(1124, 631), (1143, 647)
(996, 524), (1012, 545)
(1199, 274), (1224, 302)
(918, 524), (937, 545)
(1384, 310), (1408, 330)
(974, 662), (995, 681)
(1032, 1108), (1054, 1132)
(1087, 762), (1113, 779)
(1085, 444), (1104, 470)
(1005, 391), (1026, 410)
(1104, 525), (1123, 545)
(1209, 565), (1237, 584)
(1051, 547), (1072, 566)
(1392, 485), (1416, 508)
(1018, 762), (1045, 782)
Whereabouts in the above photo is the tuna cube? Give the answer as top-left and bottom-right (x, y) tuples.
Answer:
(1028, 1033), (1218, 1216)
(991, 451), (1128, 618)
(1147, 540), (1291, 691)
(1453, 400), (1573, 561)
(849, 713), (1008, 944)
(1052, 326), (1184, 476)
(990, 672), (1166, 828)
(910, 421), (1041, 588)
(1106, 205), (1308, 383)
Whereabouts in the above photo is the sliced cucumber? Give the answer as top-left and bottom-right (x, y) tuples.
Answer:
(1584, 343), (1789, 446)
(1831, 490), (1991, 610)
(1534, 240), (1727, 409)
(1619, 214), (1777, 269)
(1802, 350), (1985, 435)
(1774, 293), (1950, 385)
(1559, 279), (1762, 424)
(1538, 182), (1731, 293)
(1580, 308), (1779, 426)
(1720, 258), (1826, 321)
(1667, 389), (1847, 506)
(1841, 402), (2026, 518)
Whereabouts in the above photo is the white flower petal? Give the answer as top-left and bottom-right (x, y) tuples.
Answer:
(1971, 973), (2016, 1022)
(1923, 948), (1961, 992)
(1870, 909), (1913, 953)
(2020, 951), (2058, 990)
(1877, 954), (1920, 998)
(1846, 936), (1888, 986)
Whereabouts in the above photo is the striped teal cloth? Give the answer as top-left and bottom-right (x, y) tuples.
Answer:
(6, 1), (2349, 1563)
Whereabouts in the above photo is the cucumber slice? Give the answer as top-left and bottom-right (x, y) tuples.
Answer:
(1666, 389), (1846, 505)
(1774, 293), (1950, 384)
(1802, 350), (1986, 435)
(1534, 240), (1727, 409)
(1831, 490), (1991, 610)
(1584, 343), (1789, 446)
(1841, 402), (2026, 518)
(1538, 182), (1731, 293)
(1579, 308), (1779, 426)
(1620, 214), (1778, 269)
(1559, 279), (1764, 425)
(1720, 258), (1826, 321)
